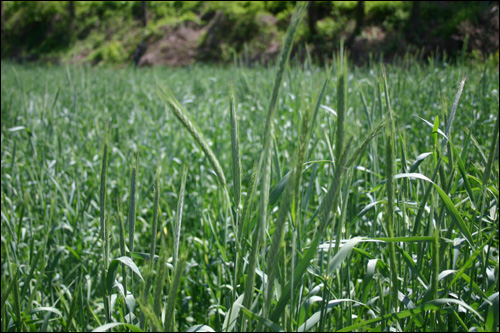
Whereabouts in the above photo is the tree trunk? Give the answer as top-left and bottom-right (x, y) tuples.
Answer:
(1, 1), (4, 30)
(141, 1), (148, 27)
(307, 1), (320, 61)
(347, 1), (365, 47)
(68, 1), (75, 21)
(307, 1), (318, 39)
(407, 1), (421, 43)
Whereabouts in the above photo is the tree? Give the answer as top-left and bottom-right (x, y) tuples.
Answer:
(307, 1), (318, 38)
(406, 1), (421, 44)
(1, 1), (4, 31)
(141, 1), (148, 27)
(68, 1), (75, 21)
(347, 1), (365, 48)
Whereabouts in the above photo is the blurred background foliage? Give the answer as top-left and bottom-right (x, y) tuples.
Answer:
(1, 1), (498, 66)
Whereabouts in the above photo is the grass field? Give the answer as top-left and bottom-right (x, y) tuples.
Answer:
(1, 12), (499, 331)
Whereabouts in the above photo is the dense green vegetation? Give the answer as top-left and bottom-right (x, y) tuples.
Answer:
(1, 1), (498, 65)
(1, 4), (499, 332)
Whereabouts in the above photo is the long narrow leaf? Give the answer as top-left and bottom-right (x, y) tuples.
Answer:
(107, 256), (144, 293)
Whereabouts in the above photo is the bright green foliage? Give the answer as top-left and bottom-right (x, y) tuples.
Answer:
(1, 1), (497, 65)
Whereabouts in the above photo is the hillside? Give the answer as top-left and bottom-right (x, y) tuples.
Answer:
(1, 1), (499, 66)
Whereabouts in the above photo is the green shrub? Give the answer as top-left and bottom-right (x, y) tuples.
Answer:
(88, 40), (126, 64)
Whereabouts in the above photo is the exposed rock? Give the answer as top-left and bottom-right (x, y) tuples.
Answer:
(138, 23), (205, 67)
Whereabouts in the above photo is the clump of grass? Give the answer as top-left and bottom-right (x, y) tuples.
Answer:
(264, 101), (314, 318)
(140, 165), (161, 329)
(382, 67), (399, 311)
(242, 1), (307, 320)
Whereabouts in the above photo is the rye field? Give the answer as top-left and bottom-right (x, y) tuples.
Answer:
(1, 11), (499, 332)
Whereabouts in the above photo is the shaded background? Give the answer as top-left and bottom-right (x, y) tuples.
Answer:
(1, 1), (499, 66)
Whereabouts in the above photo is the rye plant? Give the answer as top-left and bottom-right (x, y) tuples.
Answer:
(242, 3), (307, 326)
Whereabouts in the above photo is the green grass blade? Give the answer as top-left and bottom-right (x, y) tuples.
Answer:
(159, 89), (227, 188)
(99, 143), (107, 240)
(335, 43), (347, 161)
(173, 164), (188, 268)
(264, 167), (295, 315)
(309, 79), (329, 145)
(229, 83), (241, 209)
(445, 232), (494, 294)
(327, 237), (363, 276)
(186, 324), (216, 332)
(239, 306), (284, 332)
(222, 293), (245, 332)
(336, 302), (440, 332)
(444, 77), (466, 139)
(270, 143), (351, 323)
(297, 299), (361, 332)
(242, 1), (306, 315)
(153, 239), (168, 318)
(149, 166), (161, 264)
(165, 256), (185, 332)
(394, 173), (474, 247)
(269, 170), (292, 206)
(482, 113), (499, 186)
(91, 322), (144, 332)
(107, 256), (144, 293)
(128, 167), (137, 253)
